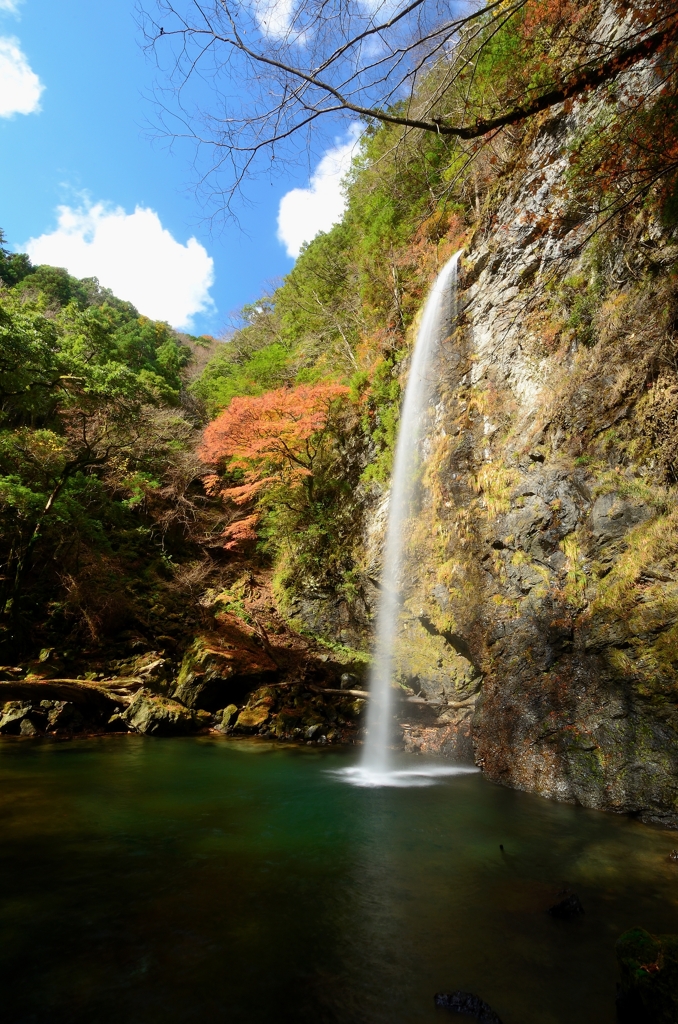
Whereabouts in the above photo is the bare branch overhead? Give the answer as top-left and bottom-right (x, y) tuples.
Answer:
(141, 0), (678, 214)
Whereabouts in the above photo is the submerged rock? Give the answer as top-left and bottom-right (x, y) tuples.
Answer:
(616, 928), (678, 1024)
(547, 892), (585, 920)
(434, 991), (503, 1023)
(122, 689), (197, 736)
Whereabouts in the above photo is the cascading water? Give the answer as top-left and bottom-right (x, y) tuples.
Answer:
(336, 251), (469, 788)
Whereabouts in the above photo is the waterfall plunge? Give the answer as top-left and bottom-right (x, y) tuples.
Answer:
(336, 251), (465, 788)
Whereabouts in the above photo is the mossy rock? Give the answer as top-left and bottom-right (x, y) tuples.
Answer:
(235, 706), (270, 730)
(393, 617), (479, 702)
(0, 680), (118, 719)
(616, 928), (678, 1024)
(173, 621), (276, 711)
(0, 701), (34, 734)
(216, 704), (239, 730)
(122, 689), (197, 737)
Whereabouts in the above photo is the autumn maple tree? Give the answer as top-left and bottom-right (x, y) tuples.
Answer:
(200, 383), (349, 549)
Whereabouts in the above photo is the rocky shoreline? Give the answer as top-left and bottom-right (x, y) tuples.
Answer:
(0, 606), (371, 744)
(0, 678), (366, 743)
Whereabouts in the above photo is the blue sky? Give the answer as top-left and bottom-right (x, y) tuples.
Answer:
(0, 0), (358, 334)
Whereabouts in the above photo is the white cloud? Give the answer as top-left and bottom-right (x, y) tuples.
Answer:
(0, 36), (43, 117)
(277, 125), (361, 258)
(25, 203), (215, 330)
(254, 0), (297, 38)
(0, 1), (23, 13)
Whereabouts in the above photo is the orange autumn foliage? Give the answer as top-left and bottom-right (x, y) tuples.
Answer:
(200, 383), (350, 504)
(221, 513), (260, 552)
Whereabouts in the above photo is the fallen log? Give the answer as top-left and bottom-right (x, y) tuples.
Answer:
(47, 677), (144, 686)
(311, 686), (370, 699)
(405, 695), (477, 709)
(0, 679), (125, 713)
(308, 685), (478, 709)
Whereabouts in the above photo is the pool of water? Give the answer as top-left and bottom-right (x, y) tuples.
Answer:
(1, 737), (677, 1024)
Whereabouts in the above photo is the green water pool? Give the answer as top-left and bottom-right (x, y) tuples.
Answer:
(1, 736), (677, 1023)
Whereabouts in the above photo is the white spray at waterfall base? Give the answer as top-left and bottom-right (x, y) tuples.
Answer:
(336, 251), (468, 789)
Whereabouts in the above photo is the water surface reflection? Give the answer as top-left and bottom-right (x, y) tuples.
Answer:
(0, 737), (676, 1023)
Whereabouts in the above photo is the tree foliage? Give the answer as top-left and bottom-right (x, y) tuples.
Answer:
(201, 381), (348, 522)
(0, 240), (203, 650)
(199, 383), (357, 582)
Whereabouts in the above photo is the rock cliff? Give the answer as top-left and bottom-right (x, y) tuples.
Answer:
(401, 82), (678, 826)
(302, 55), (678, 826)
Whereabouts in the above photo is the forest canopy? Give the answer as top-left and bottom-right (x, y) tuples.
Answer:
(0, 231), (206, 652)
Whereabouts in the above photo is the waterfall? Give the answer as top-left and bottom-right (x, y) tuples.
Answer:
(330, 251), (465, 790)
(361, 250), (462, 777)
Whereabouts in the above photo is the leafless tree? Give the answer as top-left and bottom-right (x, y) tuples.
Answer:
(141, 0), (678, 214)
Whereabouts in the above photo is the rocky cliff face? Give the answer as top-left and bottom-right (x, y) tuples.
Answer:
(303, 58), (678, 826)
(400, 78), (678, 827)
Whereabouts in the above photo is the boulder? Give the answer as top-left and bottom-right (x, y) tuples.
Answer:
(0, 695), (102, 736)
(122, 689), (197, 736)
(616, 928), (678, 1024)
(0, 701), (33, 734)
(0, 680), (118, 726)
(235, 706), (270, 730)
(173, 620), (276, 711)
(47, 701), (85, 734)
(215, 704), (239, 731)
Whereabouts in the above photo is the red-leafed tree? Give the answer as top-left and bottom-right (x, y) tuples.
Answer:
(200, 383), (350, 549)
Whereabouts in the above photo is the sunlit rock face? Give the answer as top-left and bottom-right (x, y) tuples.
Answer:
(393, 616), (480, 704)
